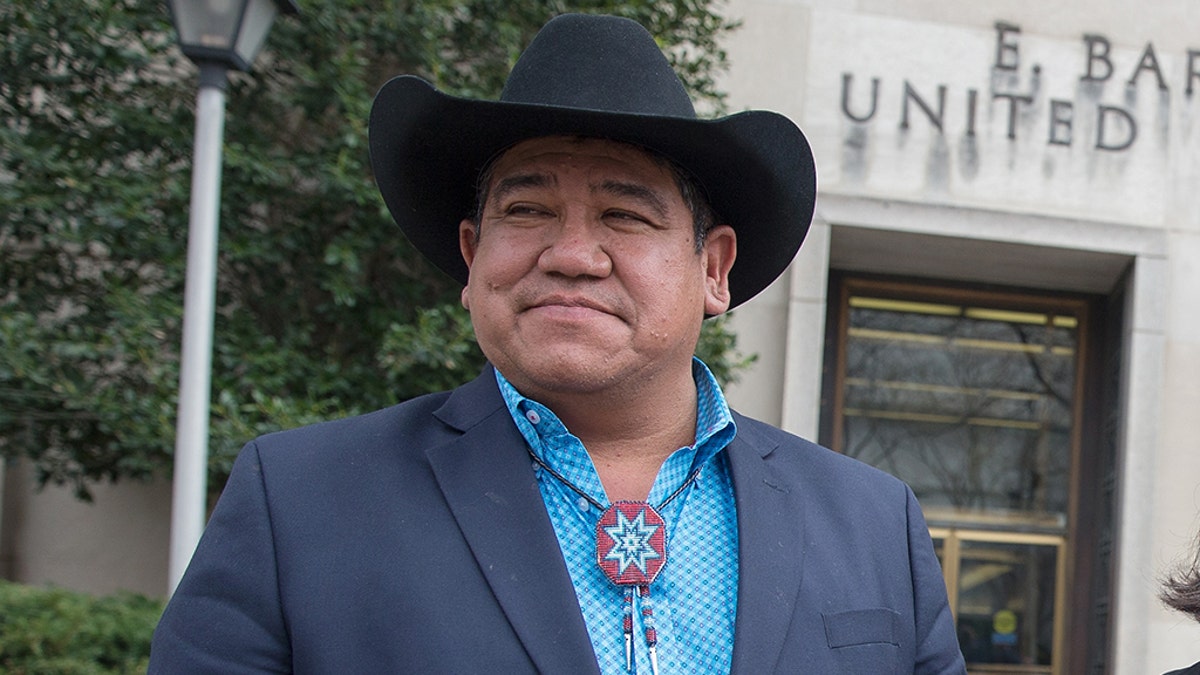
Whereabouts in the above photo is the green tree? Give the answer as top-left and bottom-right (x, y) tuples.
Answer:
(0, 0), (749, 499)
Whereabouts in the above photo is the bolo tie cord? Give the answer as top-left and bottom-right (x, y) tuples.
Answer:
(529, 449), (698, 675)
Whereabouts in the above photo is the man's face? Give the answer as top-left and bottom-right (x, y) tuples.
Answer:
(458, 136), (736, 401)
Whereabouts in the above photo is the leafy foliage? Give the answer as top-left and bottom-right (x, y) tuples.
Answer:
(0, 581), (161, 674)
(0, 0), (746, 499)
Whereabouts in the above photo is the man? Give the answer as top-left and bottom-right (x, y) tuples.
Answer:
(151, 13), (966, 674)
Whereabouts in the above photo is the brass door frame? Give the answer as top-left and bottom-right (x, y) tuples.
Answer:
(822, 273), (1101, 674)
(931, 527), (1068, 675)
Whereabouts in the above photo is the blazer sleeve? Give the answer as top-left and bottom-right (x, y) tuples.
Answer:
(907, 486), (967, 674)
(148, 441), (291, 674)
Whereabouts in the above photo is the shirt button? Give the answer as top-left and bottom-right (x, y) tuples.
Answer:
(577, 497), (591, 512)
(526, 410), (541, 424)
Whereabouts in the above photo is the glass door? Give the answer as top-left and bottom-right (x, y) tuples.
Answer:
(932, 529), (1065, 674)
(824, 276), (1092, 675)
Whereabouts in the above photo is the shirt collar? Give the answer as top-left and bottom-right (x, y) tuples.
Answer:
(494, 357), (737, 478)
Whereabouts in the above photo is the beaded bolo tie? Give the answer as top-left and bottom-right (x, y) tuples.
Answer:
(529, 450), (701, 675)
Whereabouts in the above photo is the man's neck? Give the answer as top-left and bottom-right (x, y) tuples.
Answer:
(578, 410), (697, 502)
(522, 366), (700, 502)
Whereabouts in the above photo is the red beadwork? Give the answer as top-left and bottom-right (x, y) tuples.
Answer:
(596, 501), (668, 586)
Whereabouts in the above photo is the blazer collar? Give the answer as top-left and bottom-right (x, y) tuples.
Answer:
(429, 372), (808, 674)
(727, 413), (808, 674)
(427, 367), (601, 674)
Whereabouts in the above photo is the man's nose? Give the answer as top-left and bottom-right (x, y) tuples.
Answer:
(537, 214), (613, 278)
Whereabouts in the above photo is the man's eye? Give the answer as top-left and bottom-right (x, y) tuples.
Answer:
(605, 210), (657, 229)
(605, 210), (644, 222)
(506, 204), (549, 216)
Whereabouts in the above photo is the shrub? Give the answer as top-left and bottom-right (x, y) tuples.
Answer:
(0, 580), (162, 674)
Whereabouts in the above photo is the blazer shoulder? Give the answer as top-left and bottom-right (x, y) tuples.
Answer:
(248, 367), (506, 470)
(254, 389), (451, 453)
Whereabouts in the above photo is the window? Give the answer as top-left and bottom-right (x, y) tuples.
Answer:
(823, 276), (1097, 675)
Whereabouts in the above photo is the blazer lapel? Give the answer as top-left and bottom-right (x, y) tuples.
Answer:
(727, 416), (808, 674)
(426, 369), (600, 675)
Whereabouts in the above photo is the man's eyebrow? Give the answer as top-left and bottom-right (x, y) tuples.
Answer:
(489, 172), (555, 205)
(596, 180), (669, 219)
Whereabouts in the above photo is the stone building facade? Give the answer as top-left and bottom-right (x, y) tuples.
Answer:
(720, 1), (1200, 673)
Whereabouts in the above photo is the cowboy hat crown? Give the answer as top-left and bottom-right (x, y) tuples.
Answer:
(368, 12), (816, 310)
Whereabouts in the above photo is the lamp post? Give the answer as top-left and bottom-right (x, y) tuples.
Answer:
(166, 0), (297, 596)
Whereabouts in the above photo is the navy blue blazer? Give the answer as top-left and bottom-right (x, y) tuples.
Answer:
(151, 368), (965, 674)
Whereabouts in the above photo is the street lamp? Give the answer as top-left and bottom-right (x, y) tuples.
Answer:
(166, 0), (298, 596)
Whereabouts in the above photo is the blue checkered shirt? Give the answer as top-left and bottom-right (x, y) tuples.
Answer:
(495, 358), (738, 674)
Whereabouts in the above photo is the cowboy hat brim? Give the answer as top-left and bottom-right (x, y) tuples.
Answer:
(368, 75), (816, 311)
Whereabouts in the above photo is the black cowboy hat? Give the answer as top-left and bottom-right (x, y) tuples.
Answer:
(368, 13), (816, 311)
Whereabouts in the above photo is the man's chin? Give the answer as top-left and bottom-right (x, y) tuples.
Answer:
(500, 352), (625, 394)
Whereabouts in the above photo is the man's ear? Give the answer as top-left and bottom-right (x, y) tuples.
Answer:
(458, 219), (477, 310)
(458, 218), (478, 267)
(702, 224), (736, 316)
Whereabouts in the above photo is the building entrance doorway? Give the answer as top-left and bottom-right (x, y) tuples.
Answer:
(821, 275), (1109, 674)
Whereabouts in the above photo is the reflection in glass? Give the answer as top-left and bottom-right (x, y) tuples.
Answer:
(955, 540), (1058, 669)
(835, 288), (1081, 675)
(841, 296), (1077, 528)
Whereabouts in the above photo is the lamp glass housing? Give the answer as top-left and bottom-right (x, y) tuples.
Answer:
(167, 0), (289, 72)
